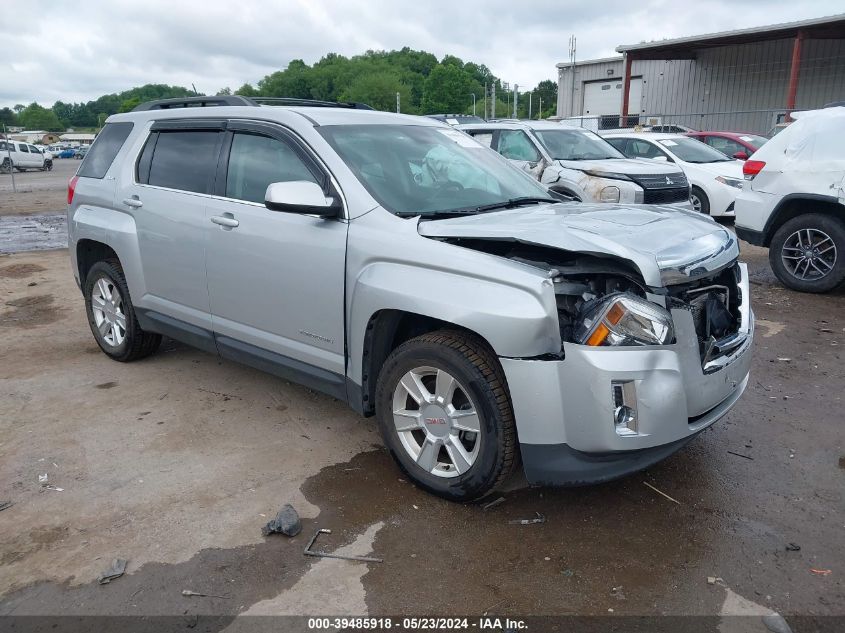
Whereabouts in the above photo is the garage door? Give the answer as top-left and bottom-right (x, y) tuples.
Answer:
(583, 77), (642, 116)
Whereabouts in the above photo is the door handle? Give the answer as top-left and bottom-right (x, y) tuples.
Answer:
(210, 215), (239, 228)
(122, 197), (143, 208)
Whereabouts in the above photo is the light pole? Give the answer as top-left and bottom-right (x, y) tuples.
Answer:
(470, 93), (476, 116)
(513, 84), (518, 118)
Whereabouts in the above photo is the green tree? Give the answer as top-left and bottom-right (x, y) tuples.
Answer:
(420, 64), (476, 114)
(18, 103), (63, 131)
(339, 71), (410, 112)
(0, 107), (17, 128)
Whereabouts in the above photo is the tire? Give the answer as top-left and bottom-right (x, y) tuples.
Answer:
(0, 158), (10, 174)
(690, 186), (710, 214)
(769, 213), (845, 293)
(83, 260), (161, 361)
(375, 329), (518, 502)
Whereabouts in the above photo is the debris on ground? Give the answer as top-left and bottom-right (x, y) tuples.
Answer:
(643, 481), (681, 505)
(762, 614), (794, 633)
(97, 558), (127, 584)
(610, 585), (626, 600)
(303, 528), (383, 563)
(261, 503), (301, 537)
(0, 501), (12, 512)
(777, 357), (792, 362)
(727, 450), (754, 460)
(38, 473), (48, 484)
(785, 543), (801, 551)
(508, 512), (546, 525)
(810, 568), (831, 576)
(707, 576), (727, 586)
(182, 589), (229, 598)
(481, 496), (506, 511)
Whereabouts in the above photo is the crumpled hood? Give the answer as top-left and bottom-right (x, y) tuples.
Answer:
(417, 203), (738, 287)
(556, 157), (681, 176)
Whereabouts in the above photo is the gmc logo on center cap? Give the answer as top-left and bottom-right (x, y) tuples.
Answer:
(425, 417), (447, 425)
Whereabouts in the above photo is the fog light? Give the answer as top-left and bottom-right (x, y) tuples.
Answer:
(612, 380), (638, 436)
(600, 186), (621, 203)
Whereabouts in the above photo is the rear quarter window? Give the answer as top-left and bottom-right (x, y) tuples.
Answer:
(78, 122), (134, 179)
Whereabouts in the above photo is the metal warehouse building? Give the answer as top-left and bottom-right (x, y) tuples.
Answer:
(556, 14), (845, 134)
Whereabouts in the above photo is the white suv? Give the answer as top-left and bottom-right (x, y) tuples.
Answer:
(735, 107), (845, 293)
(0, 140), (49, 172)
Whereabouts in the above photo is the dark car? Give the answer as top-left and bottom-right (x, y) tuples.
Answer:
(685, 131), (768, 160)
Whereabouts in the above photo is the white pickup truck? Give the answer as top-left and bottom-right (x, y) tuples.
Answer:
(0, 140), (50, 172)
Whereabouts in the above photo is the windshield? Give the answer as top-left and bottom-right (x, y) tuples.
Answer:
(738, 134), (768, 149)
(532, 128), (625, 161)
(318, 124), (553, 216)
(658, 137), (731, 163)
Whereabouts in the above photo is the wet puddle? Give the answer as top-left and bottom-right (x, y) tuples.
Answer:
(0, 213), (67, 253)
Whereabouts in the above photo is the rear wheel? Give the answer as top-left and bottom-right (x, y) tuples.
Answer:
(690, 186), (710, 214)
(769, 214), (845, 293)
(0, 158), (10, 174)
(84, 260), (161, 361)
(375, 330), (517, 501)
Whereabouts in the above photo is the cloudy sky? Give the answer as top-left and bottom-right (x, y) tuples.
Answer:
(1, 0), (841, 108)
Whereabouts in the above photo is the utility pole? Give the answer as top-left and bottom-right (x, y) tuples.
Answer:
(568, 34), (577, 117)
(396, 92), (400, 113)
(513, 84), (518, 118)
(491, 83), (496, 119)
(483, 83), (487, 119)
(470, 93), (476, 116)
(528, 92), (532, 120)
(2, 124), (15, 193)
(538, 97), (542, 119)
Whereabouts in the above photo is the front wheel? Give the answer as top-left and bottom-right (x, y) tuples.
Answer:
(375, 330), (518, 501)
(0, 158), (10, 174)
(769, 214), (845, 293)
(84, 260), (162, 361)
(690, 186), (710, 214)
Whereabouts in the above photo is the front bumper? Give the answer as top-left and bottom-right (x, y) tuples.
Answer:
(502, 266), (754, 486)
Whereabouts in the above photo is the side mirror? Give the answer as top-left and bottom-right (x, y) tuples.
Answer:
(732, 151), (748, 160)
(652, 155), (668, 162)
(264, 181), (341, 218)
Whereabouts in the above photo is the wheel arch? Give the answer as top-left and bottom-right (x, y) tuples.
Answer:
(762, 194), (845, 246)
(356, 309), (502, 416)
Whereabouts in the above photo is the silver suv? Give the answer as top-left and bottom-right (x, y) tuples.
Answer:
(68, 96), (753, 501)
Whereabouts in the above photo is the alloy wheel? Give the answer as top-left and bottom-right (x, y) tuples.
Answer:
(91, 276), (127, 347)
(391, 366), (481, 478)
(781, 228), (837, 281)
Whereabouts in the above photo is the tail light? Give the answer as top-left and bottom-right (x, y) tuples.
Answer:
(67, 176), (79, 205)
(743, 160), (766, 180)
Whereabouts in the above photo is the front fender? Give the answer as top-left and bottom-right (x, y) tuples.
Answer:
(346, 261), (560, 385)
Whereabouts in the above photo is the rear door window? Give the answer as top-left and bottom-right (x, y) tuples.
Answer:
(19, 144), (29, 153)
(146, 130), (220, 194)
(78, 122), (134, 179)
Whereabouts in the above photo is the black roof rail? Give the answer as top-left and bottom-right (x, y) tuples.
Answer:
(248, 97), (374, 110)
(132, 95), (257, 112)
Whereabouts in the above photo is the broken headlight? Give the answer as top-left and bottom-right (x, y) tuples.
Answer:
(575, 293), (674, 346)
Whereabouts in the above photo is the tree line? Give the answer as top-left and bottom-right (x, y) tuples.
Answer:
(1, 48), (557, 132)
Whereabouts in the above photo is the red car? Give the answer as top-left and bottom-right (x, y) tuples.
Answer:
(685, 131), (768, 160)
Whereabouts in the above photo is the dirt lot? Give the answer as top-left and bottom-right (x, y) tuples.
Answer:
(0, 181), (843, 630)
(0, 159), (76, 217)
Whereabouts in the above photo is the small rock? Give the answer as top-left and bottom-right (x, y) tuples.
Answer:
(28, 282), (37, 287)
(785, 543), (800, 552)
(544, 557), (551, 561)
(707, 576), (716, 585)
(261, 503), (301, 537)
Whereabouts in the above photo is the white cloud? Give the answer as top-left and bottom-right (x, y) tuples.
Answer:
(1, 0), (841, 107)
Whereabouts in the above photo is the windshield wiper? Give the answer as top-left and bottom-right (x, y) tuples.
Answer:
(473, 197), (559, 213)
(395, 197), (558, 219)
